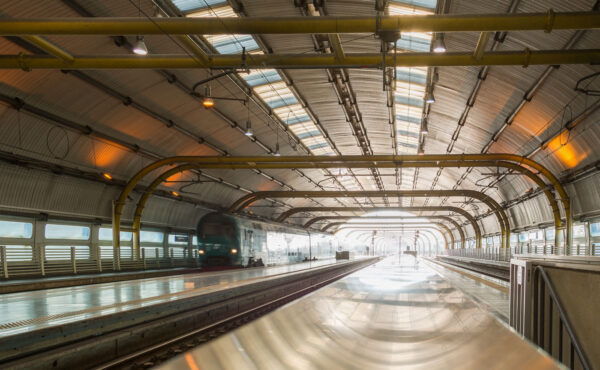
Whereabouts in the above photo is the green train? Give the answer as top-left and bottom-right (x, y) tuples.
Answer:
(196, 212), (341, 267)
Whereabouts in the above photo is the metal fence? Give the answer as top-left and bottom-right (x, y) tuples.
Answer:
(0, 244), (199, 279)
(441, 243), (600, 263)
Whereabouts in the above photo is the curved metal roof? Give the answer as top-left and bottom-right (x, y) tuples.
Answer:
(0, 0), (598, 239)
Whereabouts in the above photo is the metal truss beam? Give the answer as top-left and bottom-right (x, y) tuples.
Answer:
(113, 154), (569, 252)
(277, 205), (480, 247)
(226, 189), (509, 248)
(311, 215), (465, 248)
(337, 224), (451, 249)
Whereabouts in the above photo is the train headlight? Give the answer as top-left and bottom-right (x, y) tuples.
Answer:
(231, 248), (238, 254)
(199, 250), (205, 255)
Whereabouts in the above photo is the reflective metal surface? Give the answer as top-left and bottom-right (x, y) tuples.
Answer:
(161, 256), (560, 370)
(0, 259), (342, 337)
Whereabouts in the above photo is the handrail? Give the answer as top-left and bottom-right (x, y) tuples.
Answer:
(532, 265), (590, 370)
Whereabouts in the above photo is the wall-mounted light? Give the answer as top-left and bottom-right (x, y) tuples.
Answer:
(132, 36), (148, 55)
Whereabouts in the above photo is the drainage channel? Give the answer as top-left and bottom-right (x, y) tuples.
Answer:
(2, 258), (378, 370)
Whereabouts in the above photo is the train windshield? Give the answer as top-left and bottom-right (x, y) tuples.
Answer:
(202, 222), (235, 238)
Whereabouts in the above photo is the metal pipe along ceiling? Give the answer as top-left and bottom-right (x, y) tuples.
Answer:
(2, 50), (599, 70)
(1, 12), (598, 34)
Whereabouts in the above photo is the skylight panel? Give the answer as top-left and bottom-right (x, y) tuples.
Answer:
(254, 82), (298, 108)
(240, 69), (282, 87)
(388, 1), (435, 14)
(396, 67), (428, 85)
(396, 35), (432, 52)
(172, 0), (227, 12)
(289, 122), (320, 136)
(206, 34), (259, 54)
(296, 130), (321, 139)
(284, 114), (311, 125)
(395, 81), (426, 94)
(301, 136), (327, 147)
(311, 147), (336, 156)
(186, 5), (237, 18)
(273, 104), (309, 122)
(395, 104), (423, 119)
(399, 135), (420, 145)
(396, 115), (422, 125)
(395, 95), (424, 107)
(397, 129), (420, 139)
(176, 0), (332, 161)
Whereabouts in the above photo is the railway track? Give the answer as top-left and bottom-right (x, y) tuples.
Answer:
(2, 258), (377, 370)
(435, 256), (510, 281)
(97, 266), (357, 369)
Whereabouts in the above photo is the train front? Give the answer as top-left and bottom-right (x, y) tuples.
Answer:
(196, 213), (242, 267)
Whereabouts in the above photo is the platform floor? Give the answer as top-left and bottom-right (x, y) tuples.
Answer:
(161, 256), (559, 370)
(0, 259), (342, 337)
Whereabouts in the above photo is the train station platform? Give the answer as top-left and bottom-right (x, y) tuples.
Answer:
(0, 258), (342, 337)
(161, 256), (559, 369)
(0, 267), (200, 294)
(0, 257), (376, 369)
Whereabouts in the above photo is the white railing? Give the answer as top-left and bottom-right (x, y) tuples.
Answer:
(0, 244), (199, 279)
(440, 243), (600, 263)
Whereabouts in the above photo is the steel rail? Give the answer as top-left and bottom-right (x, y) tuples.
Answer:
(2, 50), (599, 70)
(1, 12), (598, 35)
(312, 215), (465, 248)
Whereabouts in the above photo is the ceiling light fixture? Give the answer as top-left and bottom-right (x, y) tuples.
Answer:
(102, 172), (113, 180)
(432, 35), (446, 53)
(132, 36), (148, 55)
(421, 118), (429, 135)
(245, 102), (253, 136)
(425, 90), (435, 104)
(172, 191), (180, 197)
(245, 120), (253, 136)
(202, 85), (215, 108)
(274, 142), (281, 156)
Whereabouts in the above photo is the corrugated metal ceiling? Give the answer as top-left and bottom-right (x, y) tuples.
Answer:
(0, 0), (598, 233)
